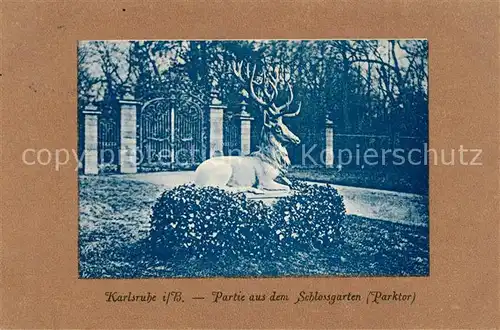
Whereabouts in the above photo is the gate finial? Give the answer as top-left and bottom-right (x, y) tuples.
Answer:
(122, 84), (134, 101)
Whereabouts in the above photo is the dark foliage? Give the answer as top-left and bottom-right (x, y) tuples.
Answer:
(148, 181), (346, 261)
(149, 184), (275, 261)
(273, 180), (346, 250)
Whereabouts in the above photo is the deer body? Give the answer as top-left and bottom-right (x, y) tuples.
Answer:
(194, 61), (301, 193)
(194, 155), (284, 192)
(195, 119), (299, 192)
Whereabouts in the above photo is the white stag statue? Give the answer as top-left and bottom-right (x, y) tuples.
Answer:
(194, 61), (302, 194)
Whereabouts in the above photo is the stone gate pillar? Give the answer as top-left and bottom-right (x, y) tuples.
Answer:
(119, 86), (141, 173)
(239, 100), (253, 156)
(325, 118), (334, 167)
(82, 104), (101, 175)
(209, 88), (226, 157)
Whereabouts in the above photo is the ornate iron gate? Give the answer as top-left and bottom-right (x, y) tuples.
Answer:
(97, 104), (120, 173)
(223, 107), (242, 156)
(174, 99), (205, 168)
(138, 95), (205, 172)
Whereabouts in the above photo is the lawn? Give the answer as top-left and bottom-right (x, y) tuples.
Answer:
(288, 167), (428, 195)
(79, 175), (429, 278)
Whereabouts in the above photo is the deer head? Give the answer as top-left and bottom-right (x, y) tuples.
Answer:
(232, 61), (301, 146)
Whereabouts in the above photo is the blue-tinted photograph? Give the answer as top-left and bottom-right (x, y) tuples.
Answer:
(78, 40), (429, 278)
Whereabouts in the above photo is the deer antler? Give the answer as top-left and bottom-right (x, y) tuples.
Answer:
(232, 60), (299, 120)
(232, 61), (267, 107)
(267, 81), (294, 119)
(283, 101), (301, 117)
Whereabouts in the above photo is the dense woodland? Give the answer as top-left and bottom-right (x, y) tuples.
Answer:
(78, 40), (428, 134)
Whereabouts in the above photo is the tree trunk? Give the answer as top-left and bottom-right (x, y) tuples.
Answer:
(341, 52), (350, 132)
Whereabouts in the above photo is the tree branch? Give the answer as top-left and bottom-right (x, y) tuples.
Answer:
(350, 58), (398, 73)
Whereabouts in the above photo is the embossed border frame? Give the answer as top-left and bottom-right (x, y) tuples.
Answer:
(1, 0), (498, 328)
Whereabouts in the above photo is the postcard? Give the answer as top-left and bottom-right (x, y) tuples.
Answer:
(77, 39), (430, 279)
(1, 1), (498, 329)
